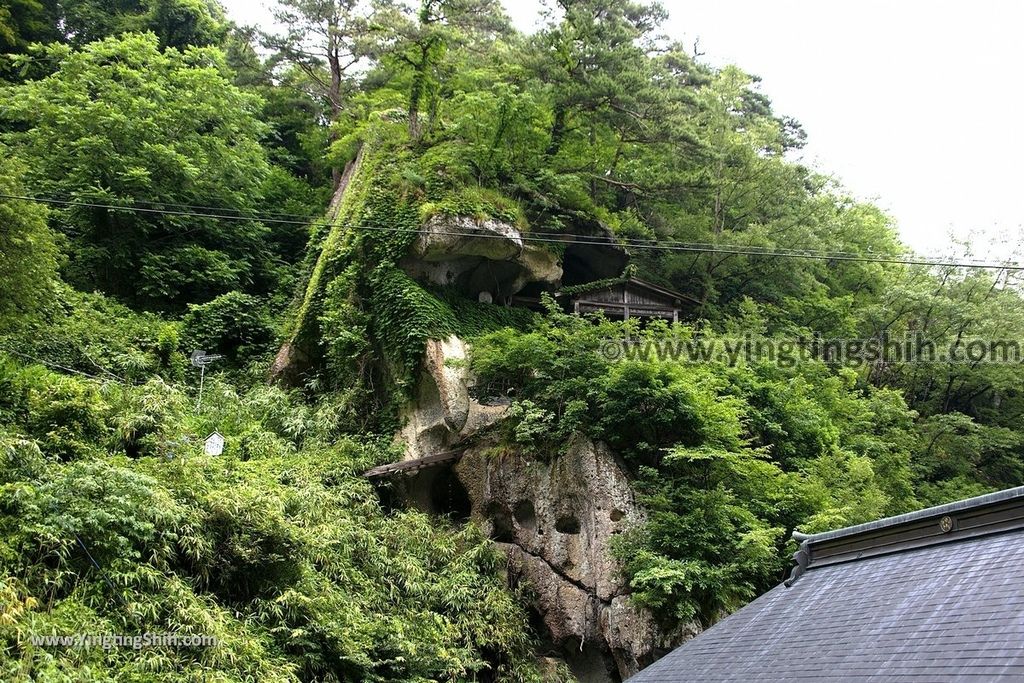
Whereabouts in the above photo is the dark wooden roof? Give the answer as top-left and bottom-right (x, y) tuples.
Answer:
(559, 275), (700, 305)
(363, 449), (465, 479)
(632, 486), (1024, 682)
(625, 276), (701, 305)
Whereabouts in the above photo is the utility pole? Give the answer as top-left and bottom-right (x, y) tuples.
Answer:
(190, 350), (223, 412)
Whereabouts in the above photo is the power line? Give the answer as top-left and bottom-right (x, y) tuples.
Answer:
(0, 191), (903, 255)
(0, 346), (125, 384)
(2, 192), (1022, 271)
(1, 190), (983, 263)
(0, 344), (193, 395)
(72, 532), (129, 608)
(71, 194), (322, 222)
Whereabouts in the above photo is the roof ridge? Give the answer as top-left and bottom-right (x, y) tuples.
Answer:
(799, 485), (1024, 544)
(556, 274), (700, 303)
(784, 485), (1024, 586)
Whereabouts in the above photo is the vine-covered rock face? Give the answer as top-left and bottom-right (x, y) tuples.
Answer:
(455, 435), (697, 681)
(401, 215), (562, 300)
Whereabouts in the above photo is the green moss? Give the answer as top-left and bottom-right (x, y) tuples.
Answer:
(368, 266), (457, 373)
(288, 147), (376, 344)
(438, 289), (539, 337)
(364, 277), (539, 384)
(287, 116), (412, 346)
(559, 265), (641, 296)
(419, 185), (528, 230)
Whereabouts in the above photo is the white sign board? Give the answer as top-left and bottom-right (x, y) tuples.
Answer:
(204, 431), (225, 456)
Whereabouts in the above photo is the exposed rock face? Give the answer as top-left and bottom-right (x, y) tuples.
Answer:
(394, 335), (693, 678)
(397, 334), (506, 460)
(516, 244), (563, 292)
(413, 215), (525, 261)
(273, 141), (677, 676)
(455, 437), (696, 680)
(389, 207), (681, 677)
(268, 341), (309, 389)
(400, 215), (562, 299)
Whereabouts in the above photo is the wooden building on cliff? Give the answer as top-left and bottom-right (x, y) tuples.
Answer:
(557, 275), (699, 322)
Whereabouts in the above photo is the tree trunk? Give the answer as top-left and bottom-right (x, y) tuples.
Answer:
(547, 106), (566, 156)
(408, 44), (431, 140)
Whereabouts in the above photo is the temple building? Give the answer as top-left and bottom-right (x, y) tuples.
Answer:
(631, 486), (1024, 682)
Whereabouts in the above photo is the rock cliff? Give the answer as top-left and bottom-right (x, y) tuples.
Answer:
(395, 335), (694, 680)
(399, 215), (562, 300)
(457, 438), (694, 680)
(396, 334), (507, 460)
(275, 159), (684, 678)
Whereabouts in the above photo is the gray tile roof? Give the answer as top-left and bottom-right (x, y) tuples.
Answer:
(631, 488), (1024, 682)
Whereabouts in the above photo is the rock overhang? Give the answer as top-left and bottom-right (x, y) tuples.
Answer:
(399, 213), (628, 300)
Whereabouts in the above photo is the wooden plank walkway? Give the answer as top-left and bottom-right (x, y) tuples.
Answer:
(363, 448), (466, 480)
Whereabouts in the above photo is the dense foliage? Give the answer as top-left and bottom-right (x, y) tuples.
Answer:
(0, 358), (548, 681)
(0, 157), (58, 329)
(2, 34), (286, 309)
(469, 304), (917, 625)
(2, 0), (1023, 679)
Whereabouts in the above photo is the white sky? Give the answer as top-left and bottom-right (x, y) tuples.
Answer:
(222, 0), (1024, 258)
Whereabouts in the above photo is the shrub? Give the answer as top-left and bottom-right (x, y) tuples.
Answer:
(181, 291), (276, 365)
(26, 374), (109, 461)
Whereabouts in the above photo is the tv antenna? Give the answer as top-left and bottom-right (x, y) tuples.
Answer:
(190, 350), (223, 412)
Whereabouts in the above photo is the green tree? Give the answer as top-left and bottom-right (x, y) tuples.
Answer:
(470, 309), (917, 626)
(54, 0), (226, 48)
(531, 0), (668, 158)
(373, 0), (511, 139)
(0, 155), (59, 330)
(0, 0), (60, 52)
(140, 0), (228, 49)
(226, 28), (330, 184)
(264, 0), (374, 186)
(2, 34), (278, 310)
(181, 291), (275, 365)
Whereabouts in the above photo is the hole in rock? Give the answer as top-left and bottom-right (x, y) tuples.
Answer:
(514, 500), (537, 531)
(485, 502), (515, 543)
(561, 239), (627, 286)
(555, 515), (581, 534)
(428, 466), (471, 522)
(396, 465), (472, 522)
(565, 642), (620, 683)
(609, 509), (625, 522)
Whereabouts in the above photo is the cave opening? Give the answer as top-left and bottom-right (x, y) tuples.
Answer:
(460, 260), (527, 300)
(565, 642), (621, 683)
(381, 464), (471, 522)
(561, 240), (628, 287)
(555, 515), (581, 534)
(514, 499), (537, 532)
(427, 466), (472, 522)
